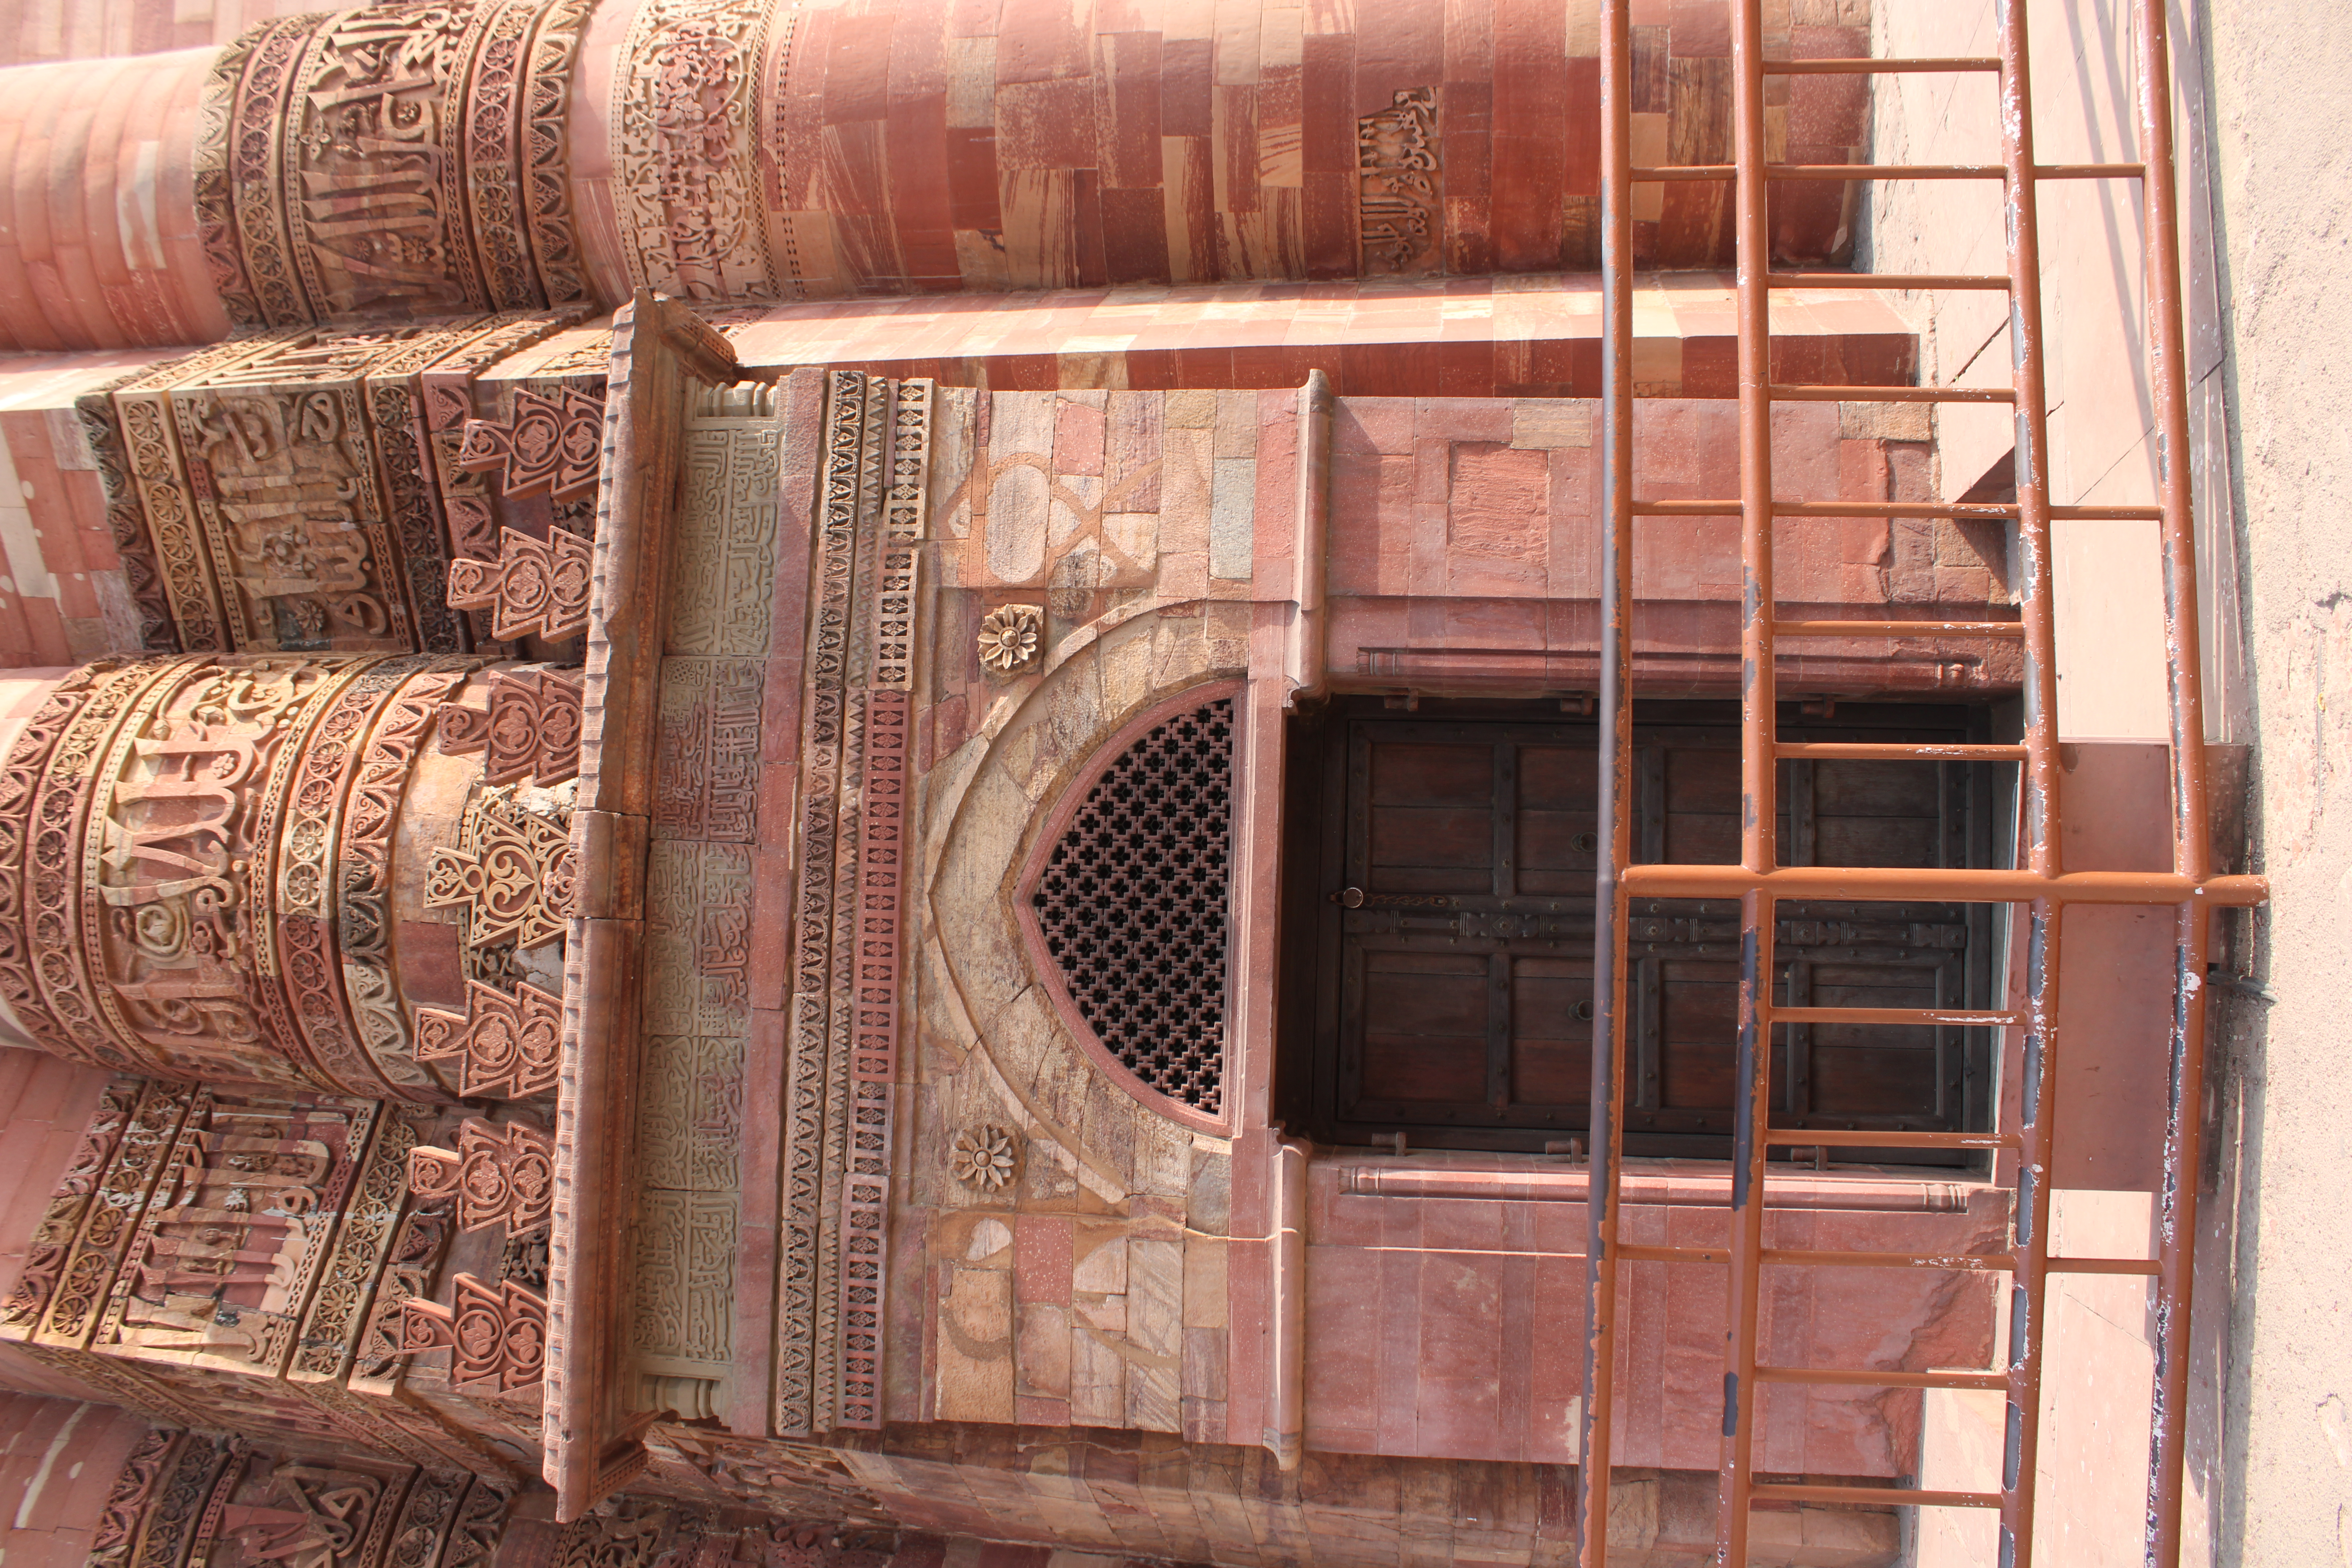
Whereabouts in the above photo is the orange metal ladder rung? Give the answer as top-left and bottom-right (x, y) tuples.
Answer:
(1630, 162), (2143, 181)
(1764, 56), (2000, 74)
(1770, 620), (2026, 639)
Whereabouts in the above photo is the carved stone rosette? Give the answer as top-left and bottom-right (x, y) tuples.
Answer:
(194, 1), (596, 331)
(0, 655), (498, 1097)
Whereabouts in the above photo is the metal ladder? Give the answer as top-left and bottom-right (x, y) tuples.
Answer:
(1575, 1), (2268, 1563)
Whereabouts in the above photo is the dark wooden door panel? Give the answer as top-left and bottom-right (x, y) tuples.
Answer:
(1297, 700), (1999, 1158)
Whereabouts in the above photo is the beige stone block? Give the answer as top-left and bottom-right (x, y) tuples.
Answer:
(1839, 401), (1935, 443)
(1163, 389), (1218, 429)
(1512, 400), (1594, 449)
(1074, 1292), (1127, 1334)
(987, 463), (1051, 584)
(947, 36), (996, 127)
(1073, 1227), (1130, 1295)
(932, 386), (979, 541)
(935, 1266), (1014, 1421)
(1095, 617), (1159, 722)
(1070, 1322), (1127, 1425)
(1632, 115), (1669, 221)
(1017, 1301), (1073, 1400)
(1159, 426), (1214, 555)
(1182, 1237), (1228, 1329)
(1213, 391), (1259, 459)
(1138, 1118), (1192, 1198)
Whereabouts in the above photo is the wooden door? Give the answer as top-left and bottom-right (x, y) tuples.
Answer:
(1326, 716), (1600, 1143)
(1290, 701), (1998, 1159)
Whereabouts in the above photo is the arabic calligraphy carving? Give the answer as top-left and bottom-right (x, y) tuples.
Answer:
(1359, 87), (1442, 276)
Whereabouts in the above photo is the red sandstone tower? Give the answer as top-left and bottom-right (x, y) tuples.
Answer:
(0, 2), (2269, 1566)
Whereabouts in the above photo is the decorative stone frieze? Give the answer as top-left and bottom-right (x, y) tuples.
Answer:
(0, 655), (496, 1096)
(1359, 88), (1443, 276)
(83, 316), (588, 659)
(425, 791), (576, 952)
(192, 0), (594, 332)
(458, 386), (606, 502)
(446, 528), (595, 642)
(408, 1117), (557, 1236)
(83, 1426), (515, 1568)
(435, 667), (585, 787)
(400, 1273), (549, 1399)
(415, 982), (564, 1101)
(948, 1126), (1018, 1192)
(772, 371), (929, 1437)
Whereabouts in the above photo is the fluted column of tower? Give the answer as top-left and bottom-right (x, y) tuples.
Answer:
(0, 0), (1869, 351)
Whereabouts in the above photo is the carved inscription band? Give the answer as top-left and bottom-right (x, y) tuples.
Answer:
(196, 0), (596, 331)
(0, 655), (487, 1100)
(87, 314), (589, 662)
(775, 373), (929, 1436)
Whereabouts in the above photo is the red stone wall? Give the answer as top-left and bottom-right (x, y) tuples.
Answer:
(0, 1049), (119, 1399)
(0, 1396), (154, 1568)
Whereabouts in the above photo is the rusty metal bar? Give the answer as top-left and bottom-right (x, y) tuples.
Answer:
(2139, 0), (2218, 1553)
(1771, 619), (2026, 639)
(1575, 0), (1636, 1556)
(1766, 56), (2000, 74)
(1769, 1006), (2025, 1028)
(1579, 5), (2261, 1563)
(1755, 1483), (2003, 1510)
(1758, 1367), (2013, 1391)
(1769, 270), (2013, 289)
(1631, 499), (2166, 521)
(1713, 0), (1777, 1553)
(1775, 741), (2027, 762)
(1617, 864), (2265, 905)
(1632, 163), (2142, 182)
(1762, 1127), (2020, 1149)
(1993, 0), (2072, 1541)
(1768, 383), (2018, 403)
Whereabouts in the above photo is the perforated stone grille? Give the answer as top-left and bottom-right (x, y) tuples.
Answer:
(1033, 697), (1234, 1116)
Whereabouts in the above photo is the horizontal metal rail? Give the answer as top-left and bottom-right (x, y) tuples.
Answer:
(1767, 1006), (2025, 1029)
(1629, 498), (2165, 521)
(1764, 56), (2000, 74)
(1765, 383), (2018, 403)
(1615, 864), (2267, 905)
(1771, 619), (2025, 639)
(1754, 1484), (2001, 1510)
(1757, 1367), (2012, 1391)
(1631, 162), (2143, 181)
(1613, 1245), (2160, 1276)
(1774, 741), (2026, 762)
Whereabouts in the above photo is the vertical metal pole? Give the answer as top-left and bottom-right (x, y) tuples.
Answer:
(1578, 0), (1635, 1561)
(2132, 4), (2215, 1558)
(1996, 1), (2065, 1558)
(1997, 0), (2065, 884)
(2149, 899), (2211, 1566)
(1717, 888), (1775, 1563)
(1715, 0), (1774, 1557)
(1732, 0), (1776, 881)
(2133, 0), (2213, 884)
(2004, 898), (2062, 1567)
